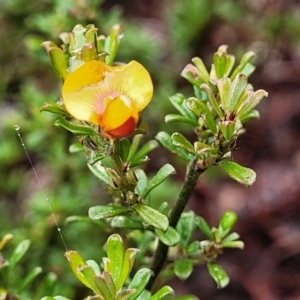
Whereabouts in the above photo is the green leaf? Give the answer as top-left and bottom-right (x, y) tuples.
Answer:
(207, 263), (230, 288)
(165, 114), (199, 127)
(105, 24), (122, 65)
(111, 216), (146, 230)
(221, 240), (244, 249)
(230, 51), (256, 80)
(227, 73), (248, 112)
(155, 226), (180, 246)
(53, 116), (96, 135)
(176, 295), (199, 300)
(185, 241), (201, 255)
(142, 164), (176, 199)
(81, 44), (97, 62)
(69, 143), (84, 153)
(236, 89), (268, 116)
(128, 156), (149, 168)
(87, 162), (114, 187)
(219, 160), (256, 187)
(0, 234), (13, 251)
(219, 121), (235, 141)
(239, 109), (260, 123)
(86, 260), (101, 276)
(64, 251), (94, 290)
(40, 102), (68, 115)
(195, 217), (214, 240)
(128, 134), (143, 161)
(192, 57), (209, 82)
(217, 78), (231, 112)
(9, 240), (30, 270)
(135, 231), (155, 261)
(36, 272), (57, 297)
(115, 138), (131, 162)
(19, 266), (42, 292)
(116, 289), (136, 300)
(133, 204), (169, 231)
(65, 215), (99, 224)
(41, 297), (71, 300)
(148, 286), (175, 300)
(213, 46), (235, 78)
(89, 205), (130, 221)
(94, 272), (116, 300)
(176, 211), (196, 248)
(41, 42), (69, 80)
(218, 211), (237, 238)
(169, 93), (196, 120)
(134, 169), (148, 198)
(239, 62), (255, 77)
(185, 97), (218, 134)
(174, 258), (193, 280)
(171, 133), (195, 155)
(200, 84), (223, 118)
(128, 268), (153, 300)
(156, 131), (192, 161)
(194, 142), (213, 157)
(135, 290), (152, 300)
(130, 140), (159, 166)
(78, 265), (101, 294)
(221, 232), (240, 243)
(117, 248), (140, 290)
(106, 234), (124, 283)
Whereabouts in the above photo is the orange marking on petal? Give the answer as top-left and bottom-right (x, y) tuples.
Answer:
(106, 116), (137, 138)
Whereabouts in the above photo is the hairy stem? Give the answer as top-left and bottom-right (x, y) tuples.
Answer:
(147, 157), (203, 290)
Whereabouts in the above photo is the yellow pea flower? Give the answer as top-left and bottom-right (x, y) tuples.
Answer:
(62, 60), (153, 138)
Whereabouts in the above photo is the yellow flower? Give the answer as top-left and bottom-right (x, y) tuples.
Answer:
(62, 60), (153, 138)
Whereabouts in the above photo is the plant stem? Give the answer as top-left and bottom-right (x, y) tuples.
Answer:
(110, 144), (136, 188)
(147, 157), (203, 290)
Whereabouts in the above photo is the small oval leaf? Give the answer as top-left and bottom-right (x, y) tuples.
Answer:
(195, 217), (214, 241)
(106, 234), (124, 283)
(176, 211), (196, 248)
(87, 163), (114, 187)
(111, 216), (145, 230)
(207, 263), (230, 289)
(155, 226), (180, 246)
(165, 114), (199, 127)
(148, 286), (175, 300)
(128, 268), (153, 300)
(64, 251), (93, 290)
(185, 98), (218, 134)
(9, 240), (30, 271)
(130, 140), (159, 166)
(133, 204), (169, 231)
(174, 258), (193, 280)
(40, 102), (68, 115)
(156, 131), (192, 162)
(142, 164), (176, 199)
(171, 133), (195, 155)
(89, 205), (131, 221)
(219, 160), (256, 187)
(53, 116), (96, 135)
(117, 248), (140, 290)
(115, 138), (131, 162)
(219, 210), (237, 234)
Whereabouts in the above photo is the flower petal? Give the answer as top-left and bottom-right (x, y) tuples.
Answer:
(106, 117), (136, 138)
(101, 96), (138, 131)
(62, 61), (107, 122)
(106, 60), (153, 111)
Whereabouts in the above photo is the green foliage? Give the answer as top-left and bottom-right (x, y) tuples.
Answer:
(43, 234), (173, 300)
(0, 0), (279, 298)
